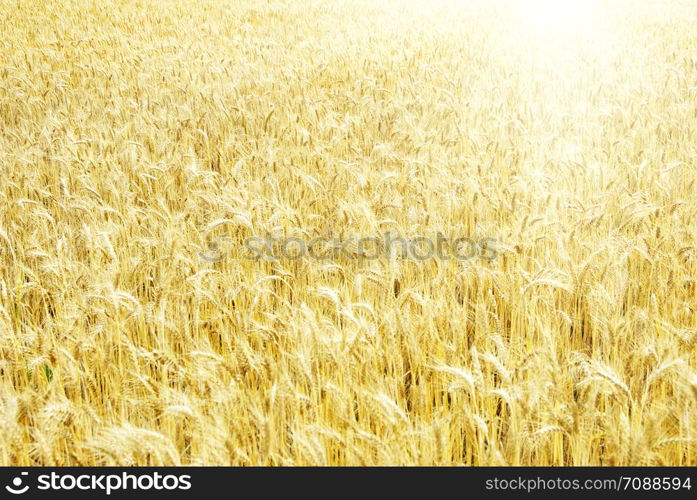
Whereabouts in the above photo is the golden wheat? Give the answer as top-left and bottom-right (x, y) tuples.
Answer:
(0, 0), (695, 465)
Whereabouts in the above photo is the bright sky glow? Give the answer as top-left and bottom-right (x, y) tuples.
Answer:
(515, 0), (604, 38)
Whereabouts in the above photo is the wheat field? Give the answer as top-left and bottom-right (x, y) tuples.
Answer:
(0, 0), (696, 466)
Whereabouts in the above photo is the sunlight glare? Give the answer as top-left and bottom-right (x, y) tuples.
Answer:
(516, 0), (603, 38)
